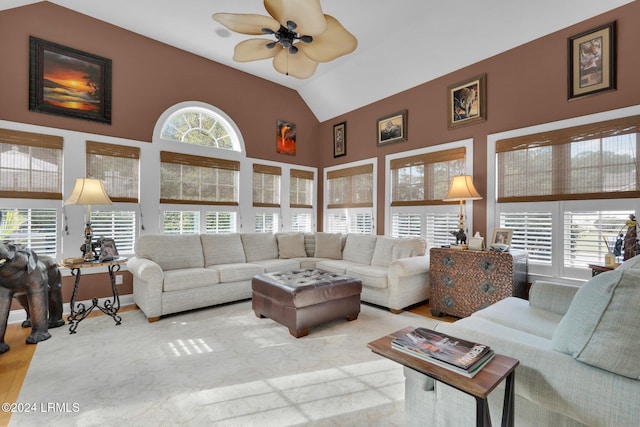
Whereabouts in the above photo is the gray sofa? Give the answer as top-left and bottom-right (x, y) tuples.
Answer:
(127, 232), (429, 321)
(404, 255), (640, 426)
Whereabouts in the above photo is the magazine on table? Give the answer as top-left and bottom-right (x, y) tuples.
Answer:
(391, 327), (494, 377)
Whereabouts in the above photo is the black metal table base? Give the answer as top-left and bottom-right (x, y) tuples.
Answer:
(67, 263), (122, 334)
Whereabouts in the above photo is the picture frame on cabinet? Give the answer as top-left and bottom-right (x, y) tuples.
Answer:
(568, 21), (616, 100)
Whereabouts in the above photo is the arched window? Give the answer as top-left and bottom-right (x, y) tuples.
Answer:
(154, 102), (244, 152)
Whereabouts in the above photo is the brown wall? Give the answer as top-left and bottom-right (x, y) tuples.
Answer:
(316, 2), (640, 236)
(0, 2), (320, 166)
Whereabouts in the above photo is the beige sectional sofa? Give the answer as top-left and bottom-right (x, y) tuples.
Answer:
(404, 255), (640, 427)
(127, 232), (429, 321)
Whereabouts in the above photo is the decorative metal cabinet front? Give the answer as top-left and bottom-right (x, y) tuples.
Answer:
(429, 248), (528, 318)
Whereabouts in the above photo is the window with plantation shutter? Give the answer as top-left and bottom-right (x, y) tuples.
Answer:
(500, 211), (553, 264)
(86, 141), (140, 203)
(391, 213), (422, 238)
(162, 210), (200, 234)
(206, 211), (236, 234)
(0, 208), (57, 256)
(327, 164), (373, 208)
(496, 115), (640, 202)
(160, 151), (239, 205)
(91, 210), (136, 253)
(390, 147), (465, 206)
(291, 212), (313, 232)
(326, 212), (348, 234)
(290, 169), (313, 208)
(255, 212), (278, 233)
(0, 128), (63, 200)
(253, 164), (281, 207)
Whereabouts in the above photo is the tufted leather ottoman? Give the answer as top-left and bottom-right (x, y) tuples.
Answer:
(252, 269), (362, 338)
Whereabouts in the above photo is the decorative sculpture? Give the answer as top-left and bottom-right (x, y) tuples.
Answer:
(623, 214), (639, 261)
(450, 228), (467, 245)
(0, 242), (64, 354)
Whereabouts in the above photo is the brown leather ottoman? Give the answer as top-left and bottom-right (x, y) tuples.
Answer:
(252, 269), (362, 338)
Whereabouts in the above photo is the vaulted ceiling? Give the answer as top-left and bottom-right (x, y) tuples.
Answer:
(4, 0), (635, 122)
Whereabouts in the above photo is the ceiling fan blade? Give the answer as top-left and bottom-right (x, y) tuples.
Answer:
(212, 13), (280, 35)
(264, 0), (327, 36)
(233, 39), (280, 62)
(298, 15), (357, 62)
(273, 48), (318, 79)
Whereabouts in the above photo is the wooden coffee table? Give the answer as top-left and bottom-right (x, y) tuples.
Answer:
(368, 326), (519, 427)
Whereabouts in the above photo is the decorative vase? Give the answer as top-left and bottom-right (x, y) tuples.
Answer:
(605, 251), (616, 267)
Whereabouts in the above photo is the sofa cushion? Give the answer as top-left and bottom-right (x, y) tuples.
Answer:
(551, 269), (640, 379)
(201, 234), (246, 266)
(163, 268), (219, 292)
(342, 234), (378, 265)
(392, 238), (426, 260)
(135, 235), (204, 271)
(346, 265), (388, 289)
(617, 254), (640, 271)
(316, 259), (362, 275)
(211, 263), (264, 282)
(251, 258), (299, 273)
(371, 237), (398, 267)
(241, 233), (279, 262)
(314, 233), (343, 259)
(276, 233), (307, 259)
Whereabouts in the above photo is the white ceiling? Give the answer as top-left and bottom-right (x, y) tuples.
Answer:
(3, 0), (635, 122)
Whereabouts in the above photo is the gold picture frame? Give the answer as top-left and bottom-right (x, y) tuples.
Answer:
(447, 74), (486, 129)
(568, 22), (616, 100)
(377, 110), (407, 146)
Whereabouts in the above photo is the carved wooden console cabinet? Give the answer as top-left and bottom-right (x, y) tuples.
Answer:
(429, 248), (528, 318)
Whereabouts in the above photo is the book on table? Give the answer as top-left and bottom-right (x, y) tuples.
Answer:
(391, 327), (494, 378)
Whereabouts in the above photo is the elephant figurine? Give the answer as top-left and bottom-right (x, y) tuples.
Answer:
(0, 242), (64, 354)
(450, 228), (467, 245)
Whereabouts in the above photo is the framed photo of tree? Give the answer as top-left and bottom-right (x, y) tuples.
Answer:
(29, 37), (112, 124)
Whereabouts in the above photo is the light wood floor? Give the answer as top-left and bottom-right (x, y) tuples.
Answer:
(0, 302), (455, 426)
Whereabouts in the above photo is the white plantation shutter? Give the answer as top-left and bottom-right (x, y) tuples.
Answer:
(205, 211), (236, 233)
(392, 213), (422, 238)
(349, 211), (373, 234)
(426, 212), (460, 248)
(255, 212), (278, 233)
(91, 210), (136, 253)
(291, 212), (313, 232)
(0, 208), (57, 256)
(326, 212), (348, 234)
(162, 211), (200, 234)
(500, 212), (552, 264)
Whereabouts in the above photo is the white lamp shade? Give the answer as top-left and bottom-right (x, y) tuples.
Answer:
(443, 175), (482, 201)
(64, 178), (113, 206)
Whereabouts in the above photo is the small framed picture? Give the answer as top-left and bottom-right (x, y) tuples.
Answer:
(447, 74), (486, 129)
(568, 22), (616, 100)
(98, 238), (119, 261)
(377, 110), (407, 146)
(491, 228), (513, 246)
(333, 121), (346, 157)
(276, 120), (296, 156)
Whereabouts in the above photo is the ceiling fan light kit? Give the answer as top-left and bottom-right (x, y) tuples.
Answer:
(212, 0), (357, 79)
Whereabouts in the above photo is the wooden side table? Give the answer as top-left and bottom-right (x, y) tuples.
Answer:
(368, 327), (519, 427)
(59, 258), (127, 334)
(429, 248), (528, 318)
(587, 262), (618, 277)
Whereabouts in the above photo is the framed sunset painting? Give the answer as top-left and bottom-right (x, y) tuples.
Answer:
(29, 37), (112, 124)
(276, 119), (296, 155)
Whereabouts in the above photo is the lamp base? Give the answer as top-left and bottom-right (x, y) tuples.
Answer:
(81, 222), (95, 261)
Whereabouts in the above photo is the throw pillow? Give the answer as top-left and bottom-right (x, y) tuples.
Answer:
(276, 234), (307, 259)
(617, 254), (640, 271)
(551, 269), (640, 379)
(314, 232), (342, 259)
(392, 238), (426, 260)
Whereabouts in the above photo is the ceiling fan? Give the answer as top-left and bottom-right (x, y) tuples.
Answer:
(212, 0), (357, 79)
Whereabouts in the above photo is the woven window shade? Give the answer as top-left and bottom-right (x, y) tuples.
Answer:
(390, 147), (466, 206)
(86, 141), (140, 203)
(160, 151), (239, 206)
(327, 164), (374, 209)
(253, 163), (281, 207)
(497, 115), (640, 202)
(290, 169), (313, 208)
(0, 128), (63, 200)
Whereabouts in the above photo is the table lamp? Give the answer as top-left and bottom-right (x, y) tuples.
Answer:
(443, 175), (482, 246)
(64, 178), (112, 261)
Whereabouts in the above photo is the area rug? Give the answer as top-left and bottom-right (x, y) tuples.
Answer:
(11, 301), (439, 426)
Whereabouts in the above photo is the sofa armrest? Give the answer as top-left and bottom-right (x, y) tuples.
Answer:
(127, 256), (164, 320)
(529, 281), (580, 315)
(388, 255), (429, 277)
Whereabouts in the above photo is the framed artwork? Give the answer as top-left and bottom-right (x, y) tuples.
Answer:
(568, 22), (616, 100)
(276, 120), (296, 155)
(377, 110), (407, 146)
(29, 36), (112, 124)
(491, 228), (513, 246)
(447, 74), (486, 129)
(98, 238), (118, 261)
(333, 121), (346, 157)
